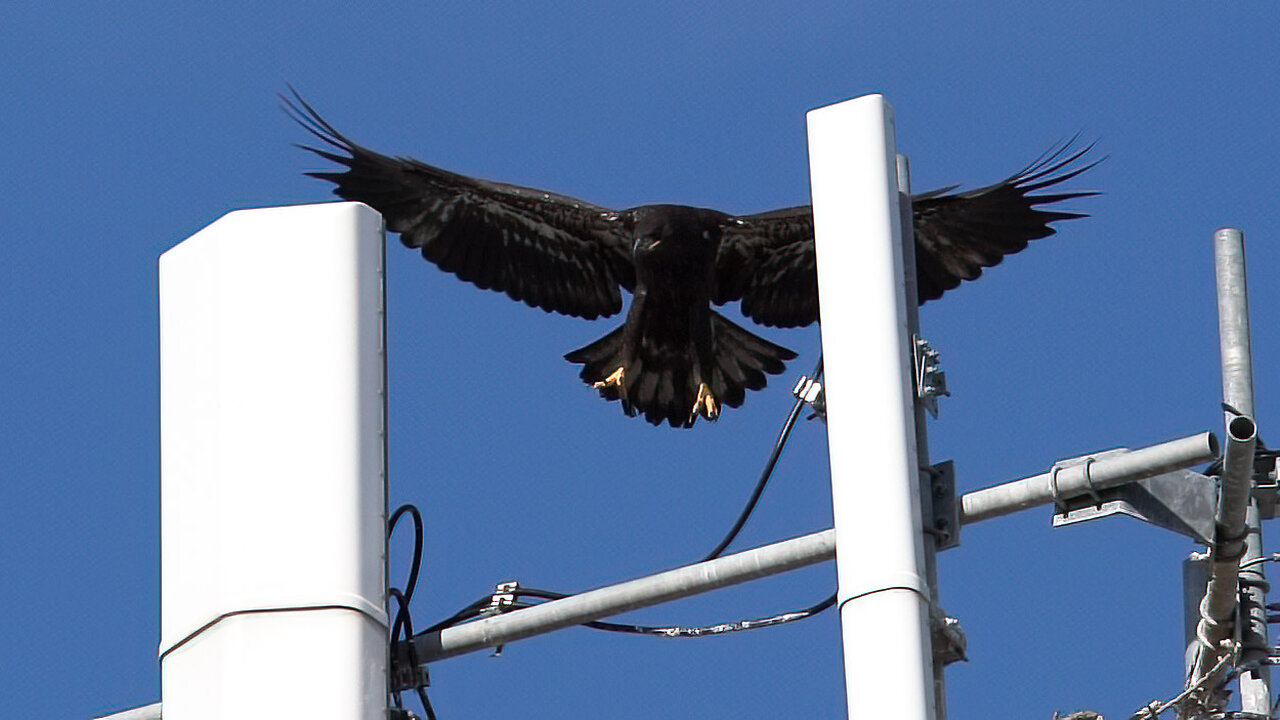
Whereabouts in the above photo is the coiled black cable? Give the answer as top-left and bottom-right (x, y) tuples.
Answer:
(389, 505), (424, 605)
(388, 504), (437, 720)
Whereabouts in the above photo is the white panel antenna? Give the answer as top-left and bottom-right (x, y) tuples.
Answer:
(158, 202), (387, 720)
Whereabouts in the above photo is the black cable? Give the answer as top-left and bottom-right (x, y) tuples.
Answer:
(389, 505), (424, 604)
(414, 354), (835, 643)
(584, 591), (835, 636)
(415, 685), (438, 720)
(389, 589), (438, 720)
(485, 587), (837, 637)
(416, 580), (836, 639)
(388, 504), (437, 720)
(702, 398), (805, 561)
(388, 588), (411, 711)
(416, 584), (837, 639)
(419, 595), (493, 635)
(703, 354), (824, 561)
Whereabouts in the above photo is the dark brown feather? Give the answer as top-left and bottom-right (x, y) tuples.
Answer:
(715, 138), (1100, 327)
(289, 91), (1096, 428)
(285, 92), (636, 321)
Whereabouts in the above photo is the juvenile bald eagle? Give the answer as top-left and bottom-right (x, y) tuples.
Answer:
(286, 93), (1097, 428)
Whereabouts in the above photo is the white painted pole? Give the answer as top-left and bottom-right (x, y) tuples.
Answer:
(158, 202), (387, 720)
(807, 95), (935, 720)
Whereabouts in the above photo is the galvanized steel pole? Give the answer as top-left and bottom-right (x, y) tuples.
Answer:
(1215, 228), (1271, 719)
(898, 155), (949, 720)
(1186, 228), (1269, 716)
(1217, 229), (1255, 420)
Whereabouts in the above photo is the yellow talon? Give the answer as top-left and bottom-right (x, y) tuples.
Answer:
(689, 382), (720, 424)
(593, 366), (626, 391)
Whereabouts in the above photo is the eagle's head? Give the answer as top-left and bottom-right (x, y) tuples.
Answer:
(628, 205), (729, 254)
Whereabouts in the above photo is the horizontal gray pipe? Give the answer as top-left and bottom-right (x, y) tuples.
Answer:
(100, 432), (1219, 717)
(960, 431), (1218, 525)
(415, 528), (838, 662)
(416, 431), (1217, 663)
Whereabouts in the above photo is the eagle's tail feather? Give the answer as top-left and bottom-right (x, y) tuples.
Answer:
(564, 325), (632, 406)
(565, 312), (796, 428)
(708, 312), (796, 410)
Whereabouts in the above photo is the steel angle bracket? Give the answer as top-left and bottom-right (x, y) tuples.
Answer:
(1051, 458), (1217, 544)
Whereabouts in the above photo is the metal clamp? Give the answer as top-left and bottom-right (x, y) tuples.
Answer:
(792, 375), (826, 422)
(485, 581), (521, 657)
(913, 336), (949, 418)
(931, 611), (967, 666)
(1079, 456), (1102, 506)
(1048, 464), (1068, 513)
(485, 581), (520, 616)
(390, 643), (430, 694)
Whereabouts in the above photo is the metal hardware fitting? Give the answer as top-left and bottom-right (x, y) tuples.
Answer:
(931, 611), (967, 666)
(913, 336), (948, 418)
(927, 461), (959, 551)
(486, 581), (520, 656)
(793, 375), (826, 422)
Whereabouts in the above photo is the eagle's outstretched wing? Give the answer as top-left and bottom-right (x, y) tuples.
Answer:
(285, 92), (636, 320)
(712, 205), (819, 328)
(911, 139), (1100, 302)
(714, 139), (1100, 328)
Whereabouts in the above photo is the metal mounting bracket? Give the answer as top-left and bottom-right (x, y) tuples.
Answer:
(1051, 455), (1218, 544)
(931, 609), (967, 666)
(928, 461), (960, 551)
(390, 644), (430, 694)
(913, 336), (948, 418)
(1252, 455), (1278, 520)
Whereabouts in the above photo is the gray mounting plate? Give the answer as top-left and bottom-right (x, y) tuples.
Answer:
(929, 461), (959, 551)
(1052, 468), (1217, 544)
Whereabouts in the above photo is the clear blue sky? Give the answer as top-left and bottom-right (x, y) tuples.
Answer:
(4, 3), (1279, 719)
